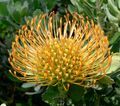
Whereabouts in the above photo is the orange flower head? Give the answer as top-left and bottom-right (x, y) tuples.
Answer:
(9, 12), (111, 88)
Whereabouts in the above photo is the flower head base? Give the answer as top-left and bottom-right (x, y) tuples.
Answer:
(9, 12), (111, 88)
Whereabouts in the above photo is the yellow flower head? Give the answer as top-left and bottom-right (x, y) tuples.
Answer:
(9, 12), (111, 88)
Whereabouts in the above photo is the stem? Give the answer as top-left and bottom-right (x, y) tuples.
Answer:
(94, 90), (100, 106)
(57, 84), (67, 106)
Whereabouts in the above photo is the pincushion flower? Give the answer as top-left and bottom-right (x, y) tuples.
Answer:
(9, 12), (111, 89)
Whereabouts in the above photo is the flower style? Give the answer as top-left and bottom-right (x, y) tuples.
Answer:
(9, 12), (111, 89)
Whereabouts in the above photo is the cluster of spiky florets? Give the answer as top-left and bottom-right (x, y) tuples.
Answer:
(9, 12), (111, 89)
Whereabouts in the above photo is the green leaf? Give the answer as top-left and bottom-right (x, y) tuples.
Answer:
(84, 89), (99, 106)
(12, 10), (21, 23)
(115, 88), (120, 95)
(97, 75), (114, 86)
(7, 1), (28, 23)
(20, 1), (28, 16)
(15, 1), (23, 12)
(115, 73), (120, 87)
(110, 32), (120, 45)
(70, 0), (83, 13)
(117, 0), (120, 9)
(89, 0), (96, 3)
(70, 0), (79, 7)
(7, 1), (15, 16)
(0, 2), (8, 16)
(108, 0), (120, 16)
(16, 103), (24, 106)
(33, 9), (42, 16)
(107, 53), (120, 74)
(68, 4), (77, 14)
(42, 86), (60, 105)
(44, 0), (57, 11)
(68, 84), (85, 102)
(111, 39), (120, 52)
(104, 4), (118, 22)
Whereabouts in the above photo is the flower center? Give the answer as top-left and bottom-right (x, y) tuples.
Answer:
(38, 38), (82, 82)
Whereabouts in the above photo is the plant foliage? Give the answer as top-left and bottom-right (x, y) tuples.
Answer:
(0, 0), (120, 106)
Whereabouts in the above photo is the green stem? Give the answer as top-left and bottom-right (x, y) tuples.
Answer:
(57, 84), (67, 106)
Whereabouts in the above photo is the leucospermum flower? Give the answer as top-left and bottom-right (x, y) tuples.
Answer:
(9, 12), (111, 89)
